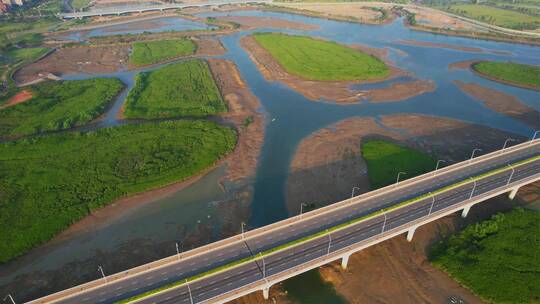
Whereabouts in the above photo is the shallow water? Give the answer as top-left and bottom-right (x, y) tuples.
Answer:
(60, 16), (214, 41)
(1, 9), (540, 303)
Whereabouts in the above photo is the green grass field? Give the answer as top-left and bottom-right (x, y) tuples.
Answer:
(0, 120), (237, 262)
(361, 140), (436, 189)
(472, 61), (540, 90)
(0, 78), (124, 138)
(129, 39), (197, 67)
(446, 4), (540, 30)
(252, 33), (390, 81)
(70, 0), (91, 10)
(430, 208), (540, 303)
(124, 60), (226, 119)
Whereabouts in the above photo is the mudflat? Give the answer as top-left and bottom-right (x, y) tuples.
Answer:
(286, 113), (532, 303)
(216, 15), (319, 30)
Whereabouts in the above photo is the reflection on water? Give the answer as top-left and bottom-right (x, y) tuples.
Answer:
(283, 269), (347, 304)
(60, 16), (215, 41)
(1, 9), (540, 303)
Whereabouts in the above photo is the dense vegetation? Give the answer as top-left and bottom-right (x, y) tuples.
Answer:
(129, 39), (197, 67)
(430, 208), (540, 303)
(0, 120), (237, 262)
(0, 78), (124, 138)
(70, 0), (91, 10)
(445, 4), (540, 30)
(252, 33), (390, 81)
(361, 140), (436, 189)
(472, 61), (540, 90)
(124, 60), (226, 119)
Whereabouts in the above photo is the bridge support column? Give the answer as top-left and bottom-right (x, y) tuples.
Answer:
(406, 226), (418, 242)
(461, 205), (472, 218)
(509, 187), (520, 200)
(262, 286), (270, 300)
(341, 254), (351, 270)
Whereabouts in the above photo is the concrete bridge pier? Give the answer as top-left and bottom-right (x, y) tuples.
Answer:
(341, 253), (351, 270)
(262, 286), (270, 300)
(509, 186), (520, 200)
(406, 226), (418, 242)
(461, 204), (473, 218)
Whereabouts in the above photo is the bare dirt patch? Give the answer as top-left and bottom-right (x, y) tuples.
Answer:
(454, 80), (540, 128)
(363, 79), (435, 103)
(273, 2), (395, 25)
(15, 45), (129, 83)
(241, 35), (429, 104)
(194, 37), (226, 57)
(216, 15), (319, 30)
(1, 90), (33, 109)
(208, 59), (265, 182)
(405, 5), (481, 32)
(286, 113), (531, 303)
(448, 59), (479, 70)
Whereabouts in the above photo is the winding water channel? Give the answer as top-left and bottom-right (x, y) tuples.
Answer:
(1, 9), (540, 303)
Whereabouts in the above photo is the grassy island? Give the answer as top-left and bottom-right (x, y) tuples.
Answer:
(472, 61), (540, 91)
(129, 39), (197, 67)
(0, 120), (237, 262)
(252, 33), (390, 81)
(124, 60), (226, 119)
(361, 140), (435, 189)
(0, 78), (124, 138)
(430, 208), (540, 303)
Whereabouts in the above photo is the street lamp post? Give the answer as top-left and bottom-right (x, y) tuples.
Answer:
(186, 279), (194, 304)
(428, 192), (435, 216)
(434, 160), (446, 175)
(469, 148), (482, 163)
(327, 230), (332, 255)
(3, 295), (15, 304)
(98, 266), (107, 283)
(381, 212), (387, 233)
(507, 165), (515, 185)
(502, 138), (515, 151)
(175, 242), (182, 261)
(469, 179), (477, 200)
(259, 252), (266, 278)
(531, 130), (540, 145)
(396, 172), (406, 184)
(351, 186), (360, 198)
(300, 203), (308, 217)
(241, 222), (246, 240)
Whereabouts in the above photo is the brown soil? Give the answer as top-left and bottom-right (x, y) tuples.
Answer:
(286, 113), (535, 303)
(216, 15), (319, 30)
(194, 37), (226, 57)
(364, 79), (436, 103)
(1, 90), (33, 109)
(397, 39), (484, 53)
(208, 59), (265, 182)
(448, 59), (479, 70)
(404, 5), (480, 32)
(270, 2), (396, 25)
(241, 35), (429, 104)
(14, 45), (129, 83)
(454, 80), (540, 128)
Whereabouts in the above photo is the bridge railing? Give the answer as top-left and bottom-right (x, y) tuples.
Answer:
(28, 138), (539, 303)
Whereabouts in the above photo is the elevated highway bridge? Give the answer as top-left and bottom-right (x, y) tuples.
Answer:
(59, 0), (272, 19)
(28, 138), (540, 304)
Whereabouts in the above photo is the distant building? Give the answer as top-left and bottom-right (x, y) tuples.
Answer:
(12, 0), (23, 5)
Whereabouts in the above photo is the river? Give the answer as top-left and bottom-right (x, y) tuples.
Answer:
(1, 9), (539, 304)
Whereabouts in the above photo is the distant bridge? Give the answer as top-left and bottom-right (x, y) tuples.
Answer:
(28, 138), (540, 304)
(59, 0), (272, 19)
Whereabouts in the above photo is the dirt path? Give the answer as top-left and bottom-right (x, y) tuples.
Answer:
(241, 35), (432, 104)
(286, 113), (534, 304)
(454, 80), (540, 128)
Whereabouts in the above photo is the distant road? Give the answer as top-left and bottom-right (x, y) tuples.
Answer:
(28, 139), (540, 304)
(59, 0), (272, 19)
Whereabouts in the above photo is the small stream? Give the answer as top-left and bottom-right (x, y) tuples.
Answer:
(1, 10), (540, 303)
